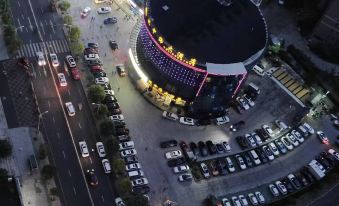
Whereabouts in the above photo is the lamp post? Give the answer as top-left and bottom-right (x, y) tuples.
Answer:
(37, 110), (49, 135)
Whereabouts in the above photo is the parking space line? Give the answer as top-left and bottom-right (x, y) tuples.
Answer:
(101, 195), (105, 202)
(78, 122), (82, 129)
(47, 100), (50, 108)
(62, 150), (66, 159)
(68, 169), (71, 177)
(73, 187), (76, 195)
(52, 116), (55, 123)
(67, 89), (71, 96)
(56, 132), (60, 139)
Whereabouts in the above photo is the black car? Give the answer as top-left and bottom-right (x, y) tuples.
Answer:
(195, 119), (211, 126)
(87, 59), (103, 66)
(256, 148), (268, 163)
(160, 140), (178, 148)
(124, 155), (138, 163)
(242, 153), (253, 168)
(288, 175), (302, 190)
(255, 129), (270, 142)
(216, 143), (225, 154)
(206, 141), (217, 155)
(216, 158), (228, 176)
(316, 155), (331, 170)
(109, 40), (118, 50)
(116, 128), (129, 135)
(106, 102), (120, 109)
(230, 121), (245, 131)
(86, 169), (98, 186)
(100, 83), (112, 90)
(282, 178), (294, 193)
(189, 142), (199, 155)
(167, 157), (186, 167)
(300, 167), (315, 183)
(198, 141), (208, 157)
(236, 136), (248, 149)
(295, 173), (309, 187)
(132, 185), (150, 194)
(109, 108), (122, 115)
(320, 151), (337, 166)
(114, 120), (126, 127)
(88, 42), (99, 48)
(104, 95), (117, 104)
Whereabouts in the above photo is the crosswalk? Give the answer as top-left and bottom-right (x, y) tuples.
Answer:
(15, 39), (70, 58)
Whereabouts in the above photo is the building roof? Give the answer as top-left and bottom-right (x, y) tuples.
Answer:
(148, 0), (267, 64)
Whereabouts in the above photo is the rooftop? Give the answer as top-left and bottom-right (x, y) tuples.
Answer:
(147, 0), (267, 64)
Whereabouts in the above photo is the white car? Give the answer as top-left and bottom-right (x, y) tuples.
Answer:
(178, 174), (192, 182)
(84, 53), (100, 61)
(104, 89), (114, 96)
(275, 180), (287, 195)
(286, 133), (299, 147)
(109, 114), (124, 121)
(131, 178), (148, 187)
(225, 157), (235, 173)
(125, 163), (141, 171)
(97, 7), (112, 14)
(247, 193), (258, 206)
(237, 97), (250, 110)
(269, 184), (280, 197)
(115, 197), (125, 206)
(36, 51), (46, 66)
(223, 141), (231, 152)
(275, 120), (288, 130)
(231, 196), (242, 206)
(291, 130), (304, 143)
(245, 134), (256, 148)
(179, 117), (195, 126)
(102, 159), (111, 173)
(119, 141), (134, 151)
(165, 150), (182, 159)
(120, 149), (137, 157)
(222, 198), (231, 206)
(262, 125), (274, 137)
(81, 6), (91, 17)
(173, 165), (189, 173)
(251, 133), (263, 145)
(162, 111), (179, 121)
(302, 122), (315, 134)
(215, 116), (229, 125)
(235, 154), (247, 170)
(262, 145), (275, 161)
(96, 142), (106, 157)
(200, 162), (210, 178)
(79, 141), (89, 157)
(57, 73), (67, 87)
(50, 53), (59, 67)
(66, 55), (77, 68)
(65, 102), (75, 116)
(238, 195), (249, 206)
(243, 95), (255, 107)
(254, 191), (265, 204)
(95, 77), (109, 85)
(328, 149), (339, 160)
(281, 136), (294, 150)
(268, 142), (280, 156)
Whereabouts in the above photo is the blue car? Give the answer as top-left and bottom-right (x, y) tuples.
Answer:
(104, 17), (117, 25)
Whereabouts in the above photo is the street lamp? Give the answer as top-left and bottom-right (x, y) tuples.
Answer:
(37, 110), (49, 135)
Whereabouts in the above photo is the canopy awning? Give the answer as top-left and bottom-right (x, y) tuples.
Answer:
(206, 62), (247, 75)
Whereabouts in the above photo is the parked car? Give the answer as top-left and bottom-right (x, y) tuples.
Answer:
(200, 162), (210, 178)
(178, 174), (192, 182)
(268, 184), (280, 197)
(262, 146), (274, 161)
(96, 142), (106, 157)
(236, 136), (249, 149)
(262, 125), (274, 137)
(286, 133), (299, 147)
(242, 153), (253, 168)
(291, 130), (304, 143)
(173, 165), (190, 173)
(287, 174), (301, 190)
(160, 140), (178, 148)
(275, 181), (287, 195)
(115, 128), (129, 136)
(252, 132), (263, 145)
(245, 134), (256, 148)
(165, 150), (182, 159)
(255, 128), (269, 142)
(222, 141), (231, 152)
(131, 178), (148, 187)
(198, 141), (208, 157)
(231, 196), (241, 206)
(243, 94), (255, 107)
(167, 157), (186, 167)
(225, 157), (235, 173)
(328, 149), (339, 161)
(116, 64), (126, 77)
(282, 177), (294, 193)
(209, 161), (219, 176)
(120, 149), (137, 157)
(125, 163), (141, 171)
(249, 150), (261, 165)
(247, 193), (258, 206)
(97, 7), (111, 14)
(95, 77), (109, 85)
(216, 158), (228, 176)
(256, 148), (268, 163)
(268, 142), (280, 156)
(215, 115), (229, 125)
(115, 197), (125, 206)
(275, 120), (288, 130)
(162, 111), (179, 121)
(132, 185), (150, 194)
(124, 155), (138, 164)
(254, 192), (265, 204)
(221, 198), (231, 206)
(317, 131), (329, 144)
(119, 141), (134, 151)
(302, 122), (315, 134)
(109, 40), (118, 50)
(275, 140), (287, 154)
(102, 159), (111, 174)
(235, 154), (247, 170)
(90, 65), (104, 73)
(238, 195), (249, 206)
(190, 142), (199, 155)
(206, 140), (217, 155)
(281, 136), (294, 150)
(179, 117), (195, 126)
(237, 97), (250, 110)
(215, 143), (225, 154)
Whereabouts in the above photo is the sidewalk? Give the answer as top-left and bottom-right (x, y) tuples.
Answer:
(0, 19), (9, 61)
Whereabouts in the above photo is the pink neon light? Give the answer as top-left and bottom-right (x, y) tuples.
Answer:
(232, 73), (248, 98)
(195, 72), (209, 97)
(143, 20), (206, 73)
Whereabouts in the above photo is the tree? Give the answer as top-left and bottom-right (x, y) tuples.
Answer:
(88, 85), (105, 103)
(116, 178), (132, 196)
(106, 138), (119, 156)
(58, 1), (70, 12)
(0, 168), (9, 183)
(1, 12), (11, 25)
(50, 187), (58, 196)
(63, 15), (73, 25)
(96, 104), (108, 119)
(69, 26), (81, 42)
(124, 194), (149, 206)
(112, 158), (125, 177)
(41, 165), (56, 180)
(38, 144), (47, 160)
(69, 41), (84, 57)
(100, 120), (114, 136)
(0, 139), (12, 158)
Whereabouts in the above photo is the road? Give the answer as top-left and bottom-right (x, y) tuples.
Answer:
(8, 0), (116, 205)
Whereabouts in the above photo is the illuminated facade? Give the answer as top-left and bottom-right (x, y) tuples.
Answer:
(135, 0), (268, 118)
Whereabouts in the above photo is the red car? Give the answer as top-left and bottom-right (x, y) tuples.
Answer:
(90, 65), (104, 73)
(71, 68), (80, 80)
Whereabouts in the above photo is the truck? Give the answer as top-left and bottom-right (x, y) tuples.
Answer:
(307, 159), (326, 180)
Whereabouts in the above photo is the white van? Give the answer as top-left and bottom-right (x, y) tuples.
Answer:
(102, 159), (111, 174)
(298, 125), (308, 137)
(252, 65), (265, 76)
(248, 83), (260, 95)
(128, 170), (144, 178)
(249, 150), (261, 165)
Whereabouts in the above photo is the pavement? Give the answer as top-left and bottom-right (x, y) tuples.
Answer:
(0, 19), (9, 61)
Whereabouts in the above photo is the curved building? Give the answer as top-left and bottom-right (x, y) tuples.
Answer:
(136, 0), (268, 118)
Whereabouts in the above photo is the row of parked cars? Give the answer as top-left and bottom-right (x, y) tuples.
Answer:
(222, 191), (266, 206)
(162, 111), (230, 126)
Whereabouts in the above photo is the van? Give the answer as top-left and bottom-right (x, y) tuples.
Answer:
(297, 125), (308, 137)
(252, 65), (265, 76)
(248, 83), (260, 95)
(128, 170), (144, 178)
(28, 155), (38, 171)
(102, 159), (111, 174)
(308, 159), (326, 180)
(249, 150), (261, 165)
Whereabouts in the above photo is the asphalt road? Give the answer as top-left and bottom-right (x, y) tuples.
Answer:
(8, 0), (117, 205)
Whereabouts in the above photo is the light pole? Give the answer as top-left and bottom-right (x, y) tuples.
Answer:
(37, 110), (49, 135)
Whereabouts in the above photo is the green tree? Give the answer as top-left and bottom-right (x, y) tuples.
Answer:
(96, 104), (108, 118)
(7, 37), (21, 54)
(1, 12), (11, 25)
(0, 168), (9, 182)
(0, 0), (8, 13)
(39, 144), (47, 160)
(106, 138), (119, 156)
(88, 85), (105, 103)
(50, 187), (58, 196)
(63, 15), (73, 26)
(100, 120), (114, 136)
(116, 178), (132, 196)
(124, 194), (149, 206)
(69, 26), (81, 42)
(112, 158), (125, 177)
(41, 165), (56, 180)
(0, 139), (12, 158)
(69, 41), (84, 57)
(58, 1), (70, 12)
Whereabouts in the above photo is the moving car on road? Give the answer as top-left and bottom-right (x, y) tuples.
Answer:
(49, 53), (59, 67)
(162, 111), (179, 121)
(96, 142), (106, 157)
(317, 131), (329, 144)
(109, 40), (118, 50)
(102, 159), (111, 173)
(116, 64), (126, 76)
(86, 169), (98, 186)
(36, 51), (46, 66)
(66, 55), (77, 68)
(79, 141), (89, 157)
(57, 73), (67, 87)
(65, 102), (75, 116)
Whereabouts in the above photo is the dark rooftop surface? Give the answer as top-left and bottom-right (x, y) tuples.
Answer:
(148, 0), (267, 64)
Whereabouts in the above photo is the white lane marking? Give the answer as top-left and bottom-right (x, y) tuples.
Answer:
(67, 89), (71, 96)
(21, 14), (24, 19)
(40, 21), (45, 35)
(78, 122), (82, 129)
(68, 169), (72, 177)
(47, 100), (50, 108)
(101, 195), (105, 202)
(52, 116), (55, 123)
(56, 132), (60, 139)
(18, 1), (21, 6)
(50, 19), (55, 34)
(89, 157), (93, 164)
(27, 17), (33, 31)
(17, 19), (23, 32)
(73, 187), (77, 195)
(45, 19), (48, 26)
(62, 150), (66, 159)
